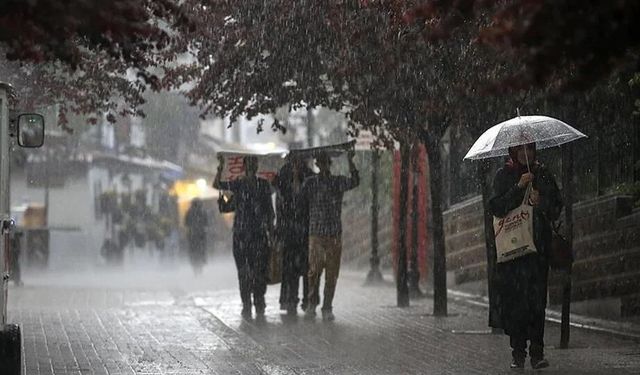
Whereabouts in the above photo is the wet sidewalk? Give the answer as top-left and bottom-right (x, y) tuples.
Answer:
(8, 264), (640, 374)
(193, 273), (640, 375)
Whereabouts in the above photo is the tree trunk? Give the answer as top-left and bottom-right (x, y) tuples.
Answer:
(366, 150), (383, 284)
(397, 143), (410, 307)
(423, 134), (447, 316)
(635, 114), (640, 183)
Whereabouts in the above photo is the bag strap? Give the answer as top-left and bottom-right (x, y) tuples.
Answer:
(521, 182), (533, 206)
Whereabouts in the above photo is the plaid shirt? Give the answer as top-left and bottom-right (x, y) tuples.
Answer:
(302, 172), (359, 237)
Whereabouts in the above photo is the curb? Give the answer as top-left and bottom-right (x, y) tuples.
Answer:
(343, 270), (640, 342)
(447, 288), (640, 342)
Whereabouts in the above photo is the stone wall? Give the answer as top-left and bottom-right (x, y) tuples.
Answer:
(551, 196), (640, 315)
(442, 193), (640, 317)
(443, 196), (486, 285)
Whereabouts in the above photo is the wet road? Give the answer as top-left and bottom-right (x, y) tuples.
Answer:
(8, 255), (640, 374)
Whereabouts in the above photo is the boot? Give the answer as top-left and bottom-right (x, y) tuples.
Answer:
(510, 358), (525, 369)
(241, 306), (252, 320)
(530, 357), (549, 369)
(322, 309), (335, 322)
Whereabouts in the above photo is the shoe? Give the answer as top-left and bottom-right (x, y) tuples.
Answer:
(286, 305), (297, 316)
(530, 358), (549, 369)
(322, 310), (335, 322)
(255, 306), (265, 317)
(241, 307), (252, 320)
(305, 308), (316, 319)
(510, 359), (525, 369)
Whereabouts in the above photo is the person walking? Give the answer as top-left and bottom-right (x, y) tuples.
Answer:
(184, 198), (209, 275)
(273, 154), (314, 315)
(302, 150), (359, 321)
(214, 155), (274, 319)
(489, 142), (563, 370)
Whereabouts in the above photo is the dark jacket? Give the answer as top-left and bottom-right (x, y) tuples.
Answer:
(273, 162), (314, 277)
(273, 162), (314, 242)
(488, 160), (563, 335)
(185, 200), (209, 250)
(217, 177), (274, 235)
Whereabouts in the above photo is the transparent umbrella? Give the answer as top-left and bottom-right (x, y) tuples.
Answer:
(463, 115), (587, 160)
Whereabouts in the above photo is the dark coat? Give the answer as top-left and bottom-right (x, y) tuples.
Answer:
(273, 162), (314, 276)
(218, 177), (274, 235)
(488, 160), (563, 336)
(185, 200), (209, 255)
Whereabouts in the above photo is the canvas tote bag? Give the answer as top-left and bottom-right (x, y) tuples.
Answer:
(494, 184), (537, 263)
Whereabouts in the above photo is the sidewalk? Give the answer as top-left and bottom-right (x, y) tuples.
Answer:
(7, 263), (640, 374)
(374, 269), (640, 342)
(448, 286), (640, 342)
(193, 271), (640, 374)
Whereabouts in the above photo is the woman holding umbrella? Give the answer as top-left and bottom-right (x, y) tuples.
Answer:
(489, 142), (563, 369)
(465, 114), (585, 370)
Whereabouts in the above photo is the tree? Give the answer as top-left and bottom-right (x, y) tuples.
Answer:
(0, 0), (194, 127)
(169, 0), (516, 315)
(406, 0), (640, 90)
(164, 0), (348, 131)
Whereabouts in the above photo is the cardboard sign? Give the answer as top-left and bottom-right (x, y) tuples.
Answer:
(218, 151), (287, 182)
(218, 141), (357, 182)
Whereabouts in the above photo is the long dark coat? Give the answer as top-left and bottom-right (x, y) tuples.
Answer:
(273, 162), (314, 277)
(185, 200), (209, 265)
(488, 160), (563, 337)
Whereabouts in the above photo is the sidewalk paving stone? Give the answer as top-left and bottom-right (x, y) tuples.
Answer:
(5, 266), (640, 374)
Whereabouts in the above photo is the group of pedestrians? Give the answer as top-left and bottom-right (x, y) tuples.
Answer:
(192, 139), (562, 369)
(213, 150), (359, 321)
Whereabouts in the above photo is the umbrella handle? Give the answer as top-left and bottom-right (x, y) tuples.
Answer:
(523, 144), (531, 173)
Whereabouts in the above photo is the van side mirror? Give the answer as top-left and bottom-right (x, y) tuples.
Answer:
(17, 113), (44, 148)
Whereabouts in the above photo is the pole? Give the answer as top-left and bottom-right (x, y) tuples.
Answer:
(0, 83), (13, 325)
(306, 107), (314, 148)
(425, 135), (447, 316)
(409, 147), (423, 298)
(366, 150), (383, 284)
(397, 143), (410, 307)
(44, 149), (50, 219)
(560, 143), (574, 348)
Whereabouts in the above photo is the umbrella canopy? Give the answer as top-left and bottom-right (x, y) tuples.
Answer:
(464, 115), (587, 160)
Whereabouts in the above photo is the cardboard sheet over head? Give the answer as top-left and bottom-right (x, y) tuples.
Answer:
(217, 151), (287, 183)
(289, 140), (356, 173)
(216, 141), (356, 182)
